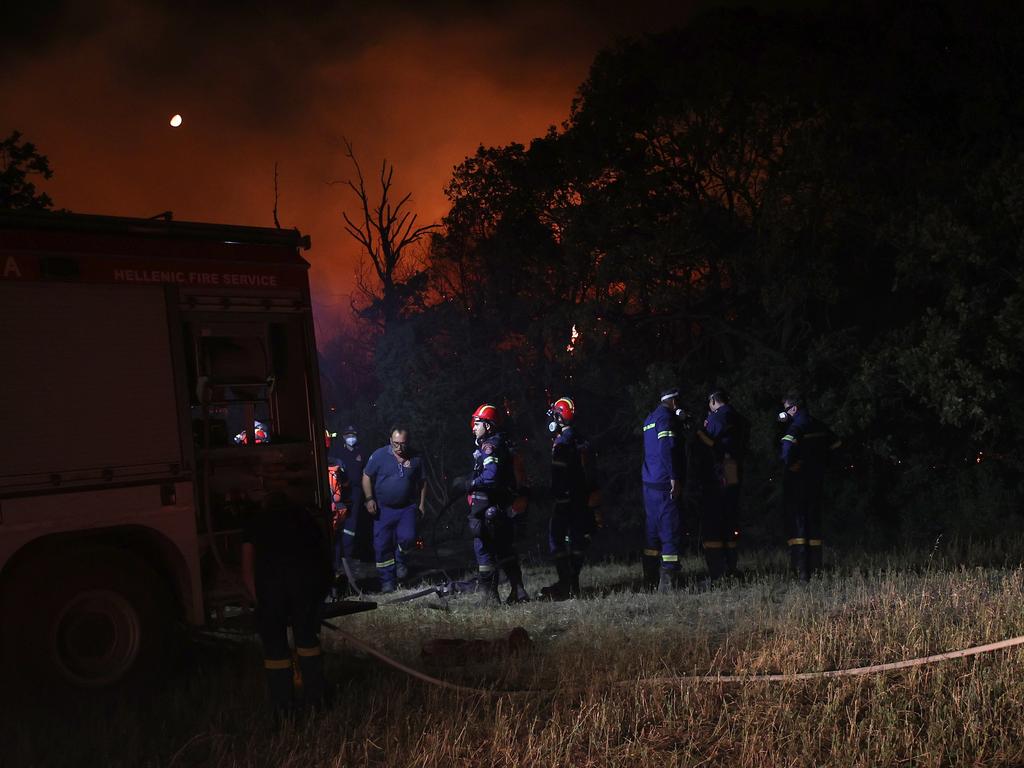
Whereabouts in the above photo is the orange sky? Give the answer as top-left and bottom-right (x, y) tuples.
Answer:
(2, 1), (716, 332)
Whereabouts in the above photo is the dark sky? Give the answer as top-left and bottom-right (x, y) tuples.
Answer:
(2, 0), (797, 330)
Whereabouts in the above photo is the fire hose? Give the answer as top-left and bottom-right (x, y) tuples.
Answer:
(321, 621), (1024, 695)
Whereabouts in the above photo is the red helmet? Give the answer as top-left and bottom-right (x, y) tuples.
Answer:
(471, 403), (499, 427)
(551, 397), (575, 423)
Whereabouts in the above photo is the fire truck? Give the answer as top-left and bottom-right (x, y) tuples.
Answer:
(0, 209), (338, 689)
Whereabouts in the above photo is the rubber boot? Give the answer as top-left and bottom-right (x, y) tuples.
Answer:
(296, 651), (326, 709)
(477, 571), (501, 607)
(642, 554), (661, 592)
(657, 569), (674, 594)
(265, 663), (294, 713)
(568, 559), (582, 599)
(808, 543), (823, 578)
(703, 545), (727, 581)
(539, 559), (572, 601)
(725, 546), (739, 578)
(790, 543), (809, 582)
(504, 558), (531, 604)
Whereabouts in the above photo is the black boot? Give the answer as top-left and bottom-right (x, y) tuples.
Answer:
(539, 559), (572, 601)
(790, 542), (809, 582)
(264, 662), (294, 713)
(504, 558), (531, 604)
(725, 546), (739, 578)
(568, 560), (582, 599)
(808, 542), (823, 577)
(296, 650), (326, 709)
(642, 554), (661, 592)
(703, 544), (727, 581)
(477, 571), (501, 607)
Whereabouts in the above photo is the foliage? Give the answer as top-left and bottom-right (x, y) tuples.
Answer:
(0, 130), (54, 210)
(342, 1), (1024, 546)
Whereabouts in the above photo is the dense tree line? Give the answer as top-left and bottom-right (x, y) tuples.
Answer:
(326, 1), (1024, 552)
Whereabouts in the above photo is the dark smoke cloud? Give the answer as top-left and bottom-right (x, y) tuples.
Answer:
(3, 0), (795, 330)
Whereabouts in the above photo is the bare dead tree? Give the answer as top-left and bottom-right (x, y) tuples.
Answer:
(331, 138), (439, 325)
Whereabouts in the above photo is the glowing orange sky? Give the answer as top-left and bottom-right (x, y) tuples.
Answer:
(2, 1), (714, 331)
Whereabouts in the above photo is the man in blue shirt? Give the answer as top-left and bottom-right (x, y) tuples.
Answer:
(641, 388), (685, 593)
(362, 426), (426, 593)
(778, 393), (841, 581)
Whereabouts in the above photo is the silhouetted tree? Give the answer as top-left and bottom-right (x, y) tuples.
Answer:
(0, 130), (54, 210)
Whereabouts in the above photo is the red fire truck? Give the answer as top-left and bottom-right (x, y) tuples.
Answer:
(0, 209), (337, 688)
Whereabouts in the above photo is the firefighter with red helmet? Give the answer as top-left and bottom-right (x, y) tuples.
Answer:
(463, 404), (527, 605)
(539, 397), (597, 600)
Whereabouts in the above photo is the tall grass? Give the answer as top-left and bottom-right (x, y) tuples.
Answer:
(7, 540), (1024, 767)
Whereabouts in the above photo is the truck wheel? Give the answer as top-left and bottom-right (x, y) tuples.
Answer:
(3, 547), (172, 690)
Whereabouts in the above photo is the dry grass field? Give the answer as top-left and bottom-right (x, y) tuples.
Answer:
(7, 543), (1024, 767)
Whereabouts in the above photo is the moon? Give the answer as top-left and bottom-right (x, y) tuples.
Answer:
(169, 114), (183, 128)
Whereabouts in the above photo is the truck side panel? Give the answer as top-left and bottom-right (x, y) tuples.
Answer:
(0, 282), (183, 487)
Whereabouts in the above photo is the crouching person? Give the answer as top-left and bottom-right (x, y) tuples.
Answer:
(242, 489), (330, 713)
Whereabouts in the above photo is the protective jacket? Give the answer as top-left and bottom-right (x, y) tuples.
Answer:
(642, 404), (681, 486)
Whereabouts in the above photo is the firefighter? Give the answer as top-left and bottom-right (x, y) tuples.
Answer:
(641, 388), (685, 593)
(241, 489), (330, 713)
(233, 419), (270, 445)
(462, 404), (524, 606)
(362, 427), (426, 593)
(778, 392), (842, 581)
(695, 390), (749, 580)
(539, 397), (596, 600)
(333, 425), (366, 573)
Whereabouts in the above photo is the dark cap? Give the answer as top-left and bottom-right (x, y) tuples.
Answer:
(341, 425), (358, 436)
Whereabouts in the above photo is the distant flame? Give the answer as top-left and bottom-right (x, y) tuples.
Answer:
(566, 324), (580, 353)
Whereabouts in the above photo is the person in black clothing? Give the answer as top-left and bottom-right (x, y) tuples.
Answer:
(778, 392), (842, 580)
(242, 489), (331, 712)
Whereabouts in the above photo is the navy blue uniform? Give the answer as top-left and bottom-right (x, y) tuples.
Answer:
(549, 426), (595, 585)
(364, 446), (424, 590)
(334, 443), (366, 563)
(641, 404), (682, 573)
(780, 411), (841, 579)
(468, 432), (517, 583)
(696, 403), (747, 579)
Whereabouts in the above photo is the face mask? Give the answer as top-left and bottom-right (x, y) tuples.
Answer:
(344, 436), (357, 447)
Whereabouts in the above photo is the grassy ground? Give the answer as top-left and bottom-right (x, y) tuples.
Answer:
(7, 542), (1024, 767)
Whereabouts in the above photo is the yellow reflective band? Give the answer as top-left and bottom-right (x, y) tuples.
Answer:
(551, 460), (569, 467)
(661, 554), (679, 562)
(702, 541), (724, 549)
(657, 430), (674, 439)
(483, 456), (498, 465)
(478, 564), (495, 573)
(343, 528), (356, 537)
(698, 431), (714, 446)
(296, 646), (321, 657)
(781, 435), (798, 443)
(264, 658), (292, 670)
(830, 441), (843, 450)
(787, 537), (807, 546)
(808, 539), (823, 546)
(643, 548), (661, 557)
(725, 541), (738, 548)
(643, 423), (656, 431)
(376, 558), (396, 568)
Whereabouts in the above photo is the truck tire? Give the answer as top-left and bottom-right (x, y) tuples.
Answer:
(2, 546), (172, 691)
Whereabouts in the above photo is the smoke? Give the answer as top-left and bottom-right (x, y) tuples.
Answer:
(1, 0), (706, 331)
